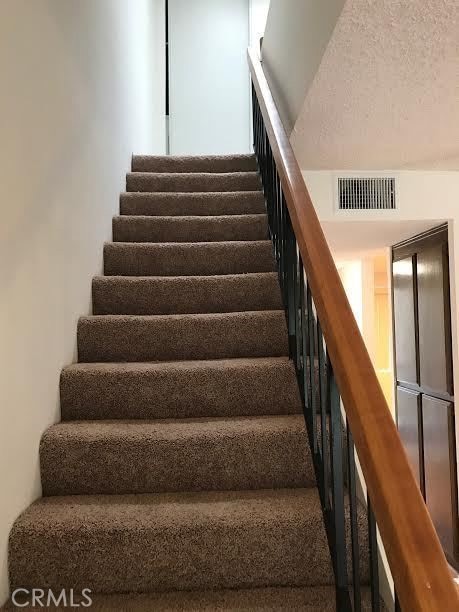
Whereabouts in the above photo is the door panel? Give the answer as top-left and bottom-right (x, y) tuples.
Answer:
(393, 256), (417, 385)
(423, 395), (458, 560)
(417, 244), (452, 395)
(168, 0), (250, 155)
(396, 387), (422, 488)
(393, 225), (458, 567)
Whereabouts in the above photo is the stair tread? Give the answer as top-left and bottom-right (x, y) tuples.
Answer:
(64, 355), (293, 372)
(105, 239), (273, 248)
(132, 153), (257, 174)
(95, 271), (278, 281)
(80, 310), (284, 321)
(114, 213), (267, 220)
(127, 172), (262, 193)
(77, 311), (288, 363)
(41, 415), (314, 495)
(92, 272), (282, 315)
(12, 487), (324, 530)
(44, 414), (307, 441)
(112, 214), (268, 242)
(128, 171), (261, 178)
(60, 357), (302, 421)
(10, 488), (336, 592)
(119, 191), (266, 216)
(104, 240), (276, 276)
(126, 172), (262, 192)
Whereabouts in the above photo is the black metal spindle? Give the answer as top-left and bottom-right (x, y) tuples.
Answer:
(347, 421), (362, 612)
(294, 247), (302, 371)
(275, 174), (282, 259)
(281, 194), (288, 305)
(328, 354), (349, 600)
(286, 215), (296, 357)
(299, 262), (308, 404)
(368, 498), (380, 611)
(317, 322), (329, 506)
(307, 287), (317, 453)
(277, 189), (284, 288)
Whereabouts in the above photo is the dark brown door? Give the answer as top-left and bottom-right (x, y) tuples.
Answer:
(392, 225), (458, 567)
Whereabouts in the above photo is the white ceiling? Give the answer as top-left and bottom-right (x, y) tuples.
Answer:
(322, 219), (442, 259)
(290, 0), (459, 170)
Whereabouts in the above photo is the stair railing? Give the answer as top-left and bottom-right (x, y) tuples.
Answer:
(248, 46), (459, 612)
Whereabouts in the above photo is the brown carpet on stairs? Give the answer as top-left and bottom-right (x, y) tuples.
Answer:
(131, 153), (258, 174)
(40, 415), (316, 495)
(60, 357), (302, 421)
(92, 273), (283, 315)
(120, 191), (266, 216)
(112, 214), (269, 242)
(3, 587), (382, 611)
(104, 240), (276, 276)
(77, 311), (289, 363)
(7, 153), (376, 611)
(126, 171), (261, 193)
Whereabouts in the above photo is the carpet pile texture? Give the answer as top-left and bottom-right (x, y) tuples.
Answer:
(7, 154), (372, 611)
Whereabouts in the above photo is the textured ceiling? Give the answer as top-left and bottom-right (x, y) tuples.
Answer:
(291, 0), (459, 170)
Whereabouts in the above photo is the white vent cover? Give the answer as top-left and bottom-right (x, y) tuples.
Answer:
(336, 176), (397, 210)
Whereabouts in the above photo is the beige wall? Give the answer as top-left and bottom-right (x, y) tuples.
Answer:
(261, 0), (345, 133)
(0, 0), (165, 603)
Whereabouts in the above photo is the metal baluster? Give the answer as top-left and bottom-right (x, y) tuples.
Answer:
(281, 194), (288, 305)
(271, 163), (277, 250)
(299, 262), (308, 406)
(328, 353), (349, 606)
(368, 497), (380, 612)
(347, 422), (361, 612)
(317, 322), (329, 505)
(294, 245), (301, 371)
(286, 215), (296, 358)
(277, 189), (284, 293)
(307, 287), (317, 452)
(274, 171), (280, 256)
(274, 173), (281, 259)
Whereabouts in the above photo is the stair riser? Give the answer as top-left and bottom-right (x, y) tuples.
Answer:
(119, 192), (266, 216)
(92, 274), (282, 315)
(104, 242), (276, 276)
(127, 172), (262, 193)
(77, 312), (288, 363)
(9, 494), (336, 593)
(132, 155), (257, 174)
(40, 422), (314, 495)
(60, 360), (302, 421)
(112, 215), (268, 243)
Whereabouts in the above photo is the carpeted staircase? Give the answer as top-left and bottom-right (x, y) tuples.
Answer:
(7, 154), (373, 610)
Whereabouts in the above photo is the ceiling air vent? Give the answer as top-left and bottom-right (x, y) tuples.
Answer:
(337, 177), (396, 210)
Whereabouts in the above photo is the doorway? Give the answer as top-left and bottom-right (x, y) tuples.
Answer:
(392, 224), (458, 567)
(167, 0), (251, 155)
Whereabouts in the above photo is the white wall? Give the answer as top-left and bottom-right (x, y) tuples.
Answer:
(261, 0), (345, 133)
(249, 0), (271, 52)
(0, 0), (165, 604)
(168, 0), (251, 155)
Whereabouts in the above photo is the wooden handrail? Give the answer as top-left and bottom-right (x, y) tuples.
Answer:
(248, 46), (459, 612)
